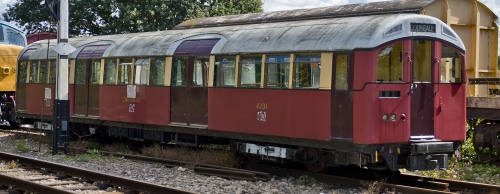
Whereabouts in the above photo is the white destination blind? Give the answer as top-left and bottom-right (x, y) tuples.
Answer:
(410, 23), (436, 33)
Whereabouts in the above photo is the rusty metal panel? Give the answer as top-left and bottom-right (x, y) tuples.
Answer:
(176, 0), (435, 29)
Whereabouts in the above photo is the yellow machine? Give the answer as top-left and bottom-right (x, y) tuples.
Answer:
(0, 20), (27, 127)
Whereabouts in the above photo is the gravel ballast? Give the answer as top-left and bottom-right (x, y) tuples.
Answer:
(0, 135), (361, 194)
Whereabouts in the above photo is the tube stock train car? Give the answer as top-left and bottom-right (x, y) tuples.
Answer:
(16, 12), (467, 172)
(0, 20), (27, 127)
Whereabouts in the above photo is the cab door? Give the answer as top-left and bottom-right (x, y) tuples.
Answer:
(410, 39), (435, 138)
(171, 39), (219, 126)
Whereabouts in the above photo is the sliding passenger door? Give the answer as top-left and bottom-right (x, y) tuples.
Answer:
(74, 44), (110, 117)
(171, 39), (219, 126)
(331, 54), (353, 139)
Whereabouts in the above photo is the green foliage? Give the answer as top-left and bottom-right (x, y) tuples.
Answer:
(2, 0), (263, 36)
(15, 140), (28, 152)
(296, 175), (316, 186)
(69, 149), (104, 162)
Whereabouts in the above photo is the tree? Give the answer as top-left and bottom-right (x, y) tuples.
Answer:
(2, 0), (263, 36)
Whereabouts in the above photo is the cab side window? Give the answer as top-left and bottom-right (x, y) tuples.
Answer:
(377, 42), (403, 82)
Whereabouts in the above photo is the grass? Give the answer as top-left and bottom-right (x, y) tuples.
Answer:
(140, 144), (242, 168)
(404, 157), (500, 185)
(15, 140), (29, 152)
(296, 175), (317, 186)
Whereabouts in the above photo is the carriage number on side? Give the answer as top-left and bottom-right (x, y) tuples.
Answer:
(256, 103), (268, 110)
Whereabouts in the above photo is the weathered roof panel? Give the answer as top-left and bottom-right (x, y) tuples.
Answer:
(176, 0), (436, 29)
(21, 13), (465, 60)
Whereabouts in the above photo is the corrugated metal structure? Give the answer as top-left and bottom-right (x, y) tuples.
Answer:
(177, 0), (498, 97)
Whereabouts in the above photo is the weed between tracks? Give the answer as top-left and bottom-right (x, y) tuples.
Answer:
(403, 156), (500, 185)
(3, 160), (19, 169)
(359, 179), (386, 194)
(141, 144), (242, 168)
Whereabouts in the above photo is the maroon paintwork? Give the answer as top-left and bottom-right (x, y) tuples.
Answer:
(352, 40), (466, 144)
(208, 88), (331, 141)
(16, 83), (26, 111)
(99, 85), (170, 125)
(25, 84), (55, 116)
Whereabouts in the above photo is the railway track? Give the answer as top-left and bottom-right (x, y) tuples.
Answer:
(245, 162), (500, 194)
(56, 149), (500, 194)
(0, 151), (194, 194)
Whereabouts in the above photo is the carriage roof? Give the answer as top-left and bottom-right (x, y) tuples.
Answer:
(21, 13), (465, 61)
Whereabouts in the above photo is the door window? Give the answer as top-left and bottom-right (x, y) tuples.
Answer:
(335, 55), (349, 90)
(172, 57), (188, 86)
(75, 60), (86, 84)
(193, 57), (209, 87)
(413, 40), (432, 82)
(90, 59), (101, 84)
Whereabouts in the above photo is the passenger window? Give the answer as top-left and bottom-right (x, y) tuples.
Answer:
(239, 57), (262, 88)
(265, 56), (290, 88)
(149, 58), (165, 86)
(294, 55), (321, 88)
(134, 58), (148, 85)
(193, 56), (209, 87)
(18, 61), (27, 83)
(91, 59), (101, 84)
(214, 56), (236, 87)
(39, 61), (48, 83)
(335, 55), (349, 90)
(103, 59), (117, 85)
(118, 59), (133, 85)
(172, 57), (188, 86)
(29, 61), (38, 83)
(377, 42), (403, 82)
(48, 60), (56, 83)
(75, 60), (86, 84)
(413, 40), (432, 82)
(440, 44), (462, 83)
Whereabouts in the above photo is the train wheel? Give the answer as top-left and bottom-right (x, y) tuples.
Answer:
(473, 122), (500, 162)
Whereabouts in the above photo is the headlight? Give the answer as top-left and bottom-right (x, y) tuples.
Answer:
(391, 114), (397, 122)
(382, 114), (388, 121)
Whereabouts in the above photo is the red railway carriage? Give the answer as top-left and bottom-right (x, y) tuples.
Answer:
(17, 13), (466, 172)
